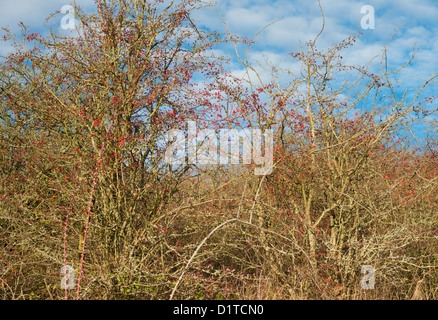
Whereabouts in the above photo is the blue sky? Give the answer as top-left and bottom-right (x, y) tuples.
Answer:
(1, 0), (437, 140)
(2, 0), (437, 79)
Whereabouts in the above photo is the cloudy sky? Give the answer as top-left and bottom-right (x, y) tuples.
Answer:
(1, 0), (437, 73)
(1, 0), (437, 136)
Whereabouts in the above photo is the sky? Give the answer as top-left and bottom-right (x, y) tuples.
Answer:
(1, 0), (437, 141)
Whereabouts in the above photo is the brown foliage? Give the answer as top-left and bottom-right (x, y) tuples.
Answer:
(1, 0), (437, 300)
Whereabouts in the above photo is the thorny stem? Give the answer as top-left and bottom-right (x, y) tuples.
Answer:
(76, 120), (114, 300)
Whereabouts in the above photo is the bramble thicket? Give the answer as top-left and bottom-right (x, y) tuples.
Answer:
(1, 0), (437, 299)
